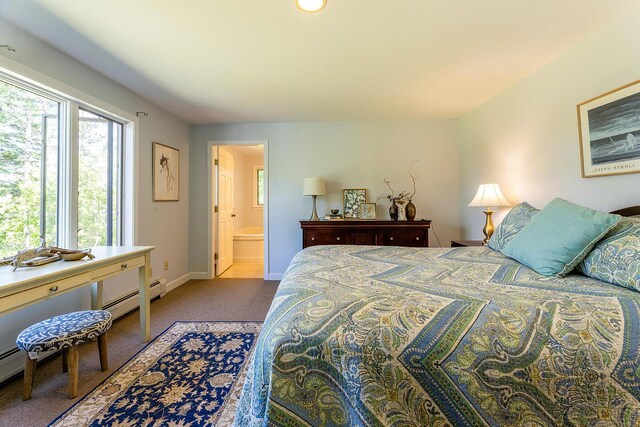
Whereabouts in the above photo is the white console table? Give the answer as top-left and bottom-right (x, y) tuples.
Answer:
(0, 246), (155, 341)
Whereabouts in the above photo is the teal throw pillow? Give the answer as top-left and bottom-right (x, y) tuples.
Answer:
(502, 198), (621, 277)
(578, 218), (640, 292)
(487, 202), (539, 251)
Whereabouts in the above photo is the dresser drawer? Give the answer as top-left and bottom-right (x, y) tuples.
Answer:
(300, 220), (431, 249)
(382, 229), (428, 247)
(0, 272), (92, 313)
(304, 231), (348, 247)
(91, 255), (146, 282)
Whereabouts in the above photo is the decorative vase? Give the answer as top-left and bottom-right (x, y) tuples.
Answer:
(397, 200), (407, 221)
(406, 200), (416, 221)
(389, 201), (399, 221)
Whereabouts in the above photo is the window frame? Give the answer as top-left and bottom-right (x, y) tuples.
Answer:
(252, 165), (264, 208)
(0, 61), (138, 251)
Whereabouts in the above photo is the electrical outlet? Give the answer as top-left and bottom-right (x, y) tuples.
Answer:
(163, 261), (169, 271)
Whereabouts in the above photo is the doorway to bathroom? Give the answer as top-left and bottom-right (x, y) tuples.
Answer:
(208, 141), (268, 279)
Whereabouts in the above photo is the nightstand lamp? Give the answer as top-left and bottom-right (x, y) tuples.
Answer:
(303, 178), (326, 221)
(468, 183), (511, 244)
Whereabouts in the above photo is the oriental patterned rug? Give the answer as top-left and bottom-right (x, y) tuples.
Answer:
(49, 321), (262, 427)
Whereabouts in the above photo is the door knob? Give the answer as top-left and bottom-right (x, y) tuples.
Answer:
(231, 214), (236, 217)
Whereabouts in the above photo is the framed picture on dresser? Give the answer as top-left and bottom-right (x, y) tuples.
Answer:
(577, 79), (640, 178)
(343, 189), (367, 218)
(358, 203), (376, 220)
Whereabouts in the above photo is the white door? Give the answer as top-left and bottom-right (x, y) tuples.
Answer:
(216, 148), (234, 275)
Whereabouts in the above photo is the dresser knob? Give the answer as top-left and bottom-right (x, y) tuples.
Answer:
(336, 237), (341, 241)
(49, 286), (58, 293)
(416, 237), (420, 241)
(121, 263), (128, 269)
(389, 237), (394, 241)
(311, 237), (315, 241)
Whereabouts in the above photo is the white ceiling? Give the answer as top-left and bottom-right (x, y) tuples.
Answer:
(0, 0), (634, 124)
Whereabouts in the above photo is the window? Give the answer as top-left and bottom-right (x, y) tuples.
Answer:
(78, 109), (123, 247)
(253, 166), (264, 208)
(0, 70), (132, 258)
(0, 78), (60, 257)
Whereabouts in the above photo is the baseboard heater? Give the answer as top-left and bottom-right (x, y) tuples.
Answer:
(0, 277), (166, 384)
(101, 277), (166, 319)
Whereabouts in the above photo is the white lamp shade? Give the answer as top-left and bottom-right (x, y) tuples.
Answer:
(468, 184), (511, 207)
(303, 178), (326, 196)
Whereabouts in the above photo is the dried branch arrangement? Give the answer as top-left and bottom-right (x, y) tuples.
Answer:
(0, 245), (95, 271)
(377, 160), (420, 203)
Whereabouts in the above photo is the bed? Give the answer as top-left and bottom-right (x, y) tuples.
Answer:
(236, 207), (640, 426)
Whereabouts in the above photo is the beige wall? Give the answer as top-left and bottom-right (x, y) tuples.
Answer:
(459, 5), (640, 239)
(191, 121), (460, 277)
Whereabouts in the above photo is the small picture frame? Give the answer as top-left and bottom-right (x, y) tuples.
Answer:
(343, 189), (367, 218)
(153, 142), (180, 201)
(358, 203), (376, 220)
(577, 79), (640, 178)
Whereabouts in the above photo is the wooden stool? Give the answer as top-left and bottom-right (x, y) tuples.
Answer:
(16, 310), (112, 400)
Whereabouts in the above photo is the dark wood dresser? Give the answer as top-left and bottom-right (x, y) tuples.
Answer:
(300, 220), (431, 248)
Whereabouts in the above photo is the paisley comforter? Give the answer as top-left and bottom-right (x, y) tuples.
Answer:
(235, 245), (640, 426)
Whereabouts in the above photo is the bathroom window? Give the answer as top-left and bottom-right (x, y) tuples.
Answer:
(253, 165), (264, 208)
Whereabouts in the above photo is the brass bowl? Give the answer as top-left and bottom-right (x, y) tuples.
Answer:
(60, 252), (88, 261)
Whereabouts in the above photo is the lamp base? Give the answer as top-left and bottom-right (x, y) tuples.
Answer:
(309, 195), (320, 221)
(482, 207), (495, 244)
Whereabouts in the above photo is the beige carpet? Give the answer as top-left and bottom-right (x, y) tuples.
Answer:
(0, 278), (279, 427)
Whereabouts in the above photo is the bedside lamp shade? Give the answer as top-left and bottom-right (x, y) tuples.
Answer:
(303, 178), (326, 221)
(468, 184), (510, 208)
(303, 178), (326, 196)
(468, 184), (511, 244)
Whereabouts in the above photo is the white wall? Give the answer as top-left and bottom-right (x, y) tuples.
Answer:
(0, 18), (190, 379)
(459, 6), (640, 239)
(191, 121), (460, 277)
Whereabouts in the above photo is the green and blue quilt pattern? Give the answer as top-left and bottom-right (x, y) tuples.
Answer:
(235, 246), (640, 426)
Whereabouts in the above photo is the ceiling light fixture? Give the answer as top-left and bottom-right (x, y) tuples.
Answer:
(296, 0), (327, 13)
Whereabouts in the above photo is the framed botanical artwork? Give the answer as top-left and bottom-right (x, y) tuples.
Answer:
(153, 142), (180, 201)
(577, 79), (640, 178)
(343, 189), (367, 218)
(358, 203), (376, 220)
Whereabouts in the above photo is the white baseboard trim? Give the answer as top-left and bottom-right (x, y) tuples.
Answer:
(166, 273), (191, 293)
(267, 273), (283, 281)
(190, 272), (210, 280)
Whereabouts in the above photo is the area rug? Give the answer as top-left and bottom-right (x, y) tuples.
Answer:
(49, 321), (262, 427)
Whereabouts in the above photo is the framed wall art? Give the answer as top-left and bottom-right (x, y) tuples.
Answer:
(343, 189), (367, 218)
(358, 203), (376, 220)
(153, 142), (180, 201)
(577, 79), (640, 178)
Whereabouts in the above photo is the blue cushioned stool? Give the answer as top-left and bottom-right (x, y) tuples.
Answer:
(16, 310), (112, 400)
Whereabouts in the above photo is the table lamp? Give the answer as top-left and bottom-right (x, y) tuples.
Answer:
(303, 178), (326, 221)
(468, 183), (511, 244)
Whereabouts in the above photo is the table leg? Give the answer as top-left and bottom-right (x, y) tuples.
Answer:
(138, 252), (151, 341)
(91, 281), (103, 310)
